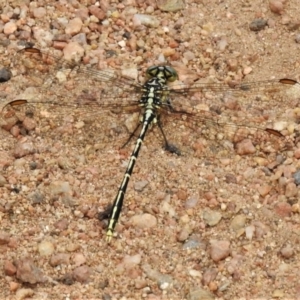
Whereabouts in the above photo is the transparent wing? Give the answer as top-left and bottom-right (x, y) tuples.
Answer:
(1, 47), (298, 159)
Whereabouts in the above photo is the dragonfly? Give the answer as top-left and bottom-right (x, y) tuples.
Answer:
(1, 47), (298, 242)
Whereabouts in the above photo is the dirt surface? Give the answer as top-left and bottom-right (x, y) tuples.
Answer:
(0, 0), (300, 299)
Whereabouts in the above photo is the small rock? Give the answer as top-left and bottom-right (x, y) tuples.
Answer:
(177, 226), (191, 242)
(274, 202), (292, 217)
(177, 189), (188, 200)
(33, 7), (46, 18)
(63, 41), (84, 61)
(272, 289), (285, 298)
(0, 174), (7, 187)
(0, 231), (10, 244)
(14, 140), (35, 158)
(134, 180), (148, 192)
(4, 260), (17, 276)
(184, 195), (199, 209)
(293, 170), (300, 185)
(130, 213), (157, 230)
(258, 184), (272, 197)
(28, 191), (45, 204)
(269, 0), (284, 14)
(4, 21), (17, 35)
(285, 182), (297, 197)
(50, 253), (70, 267)
(65, 17), (83, 36)
(157, 0), (185, 12)
(210, 240), (231, 262)
(89, 5), (106, 20)
(280, 245), (294, 258)
(22, 117), (36, 131)
(72, 265), (92, 283)
(245, 225), (255, 240)
(230, 214), (246, 231)
(187, 287), (215, 300)
(15, 288), (34, 300)
(16, 258), (46, 284)
(203, 209), (222, 226)
(53, 218), (69, 231)
(235, 139), (256, 155)
(202, 268), (218, 286)
(295, 34), (300, 44)
(249, 19), (268, 31)
(132, 14), (160, 28)
(142, 264), (173, 290)
(9, 281), (19, 292)
(73, 253), (86, 267)
(38, 240), (55, 256)
(0, 67), (12, 82)
(183, 235), (207, 250)
(122, 254), (142, 270)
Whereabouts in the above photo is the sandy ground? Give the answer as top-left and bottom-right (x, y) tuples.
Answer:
(0, 0), (300, 299)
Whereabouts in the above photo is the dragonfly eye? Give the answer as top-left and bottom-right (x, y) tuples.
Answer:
(146, 65), (178, 82)
(164, 66), (178, 82)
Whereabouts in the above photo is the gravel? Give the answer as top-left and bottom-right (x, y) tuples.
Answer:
(1, 0), (300, 299)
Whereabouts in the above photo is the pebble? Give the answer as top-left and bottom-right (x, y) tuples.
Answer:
(38, 240), (55, 256)
(274, 202), (292, 217)
(280, 244), (294, 258)
(53, 218), (69, 231)
(184, 195), (199, 209)
(157, 0), (185, 12)
(249, 19), (268, 31)
(63, 41), (84, 61)
(33, 7), (46, 18)
(0, 174), (7, 187)
(28, 191), (45, 204)
(16, 258), (46, 284)
(14, 140), (35, 158)
(245, 225), (255, 240)
(202, 268), (218, 286)
(130, 213), (157, 230)
(202, 209), (222, 226)
(187, 287), (215, 300)
(142, 264), (173, 290)
(177, 226), (192, 242)
(50, 253), (70, 267)
(72, 265), (92, 283)
(3, 21), (17, 35)
(230, 214), (246, 231)
(243, 66), (252, 75)
(4, 260), (17, 276)
(132, 14), (160, 28)
(183, 235), (207, 250)
(272, 289), (285, 298)
(89, 5), (106, 20)
(295, 34), (300, 44)
(188, 269), (202, 278)
(0, 67), (12, 82)
(122, 254), (142, 269)
(0, 231), (10, 244)
(285, 182), (297, 197)
(210, 240), (231, 262)
(134, 180), (148, 192)
(15, 288), (34, 300)
(65, 17), (83, 36)
(73, 253), (86, 267)
(235, 139), (256, 155)
(269, 0), (284, 14)
(9, 281), (19, 292)
(293, 170), (300, 185)
(50, 181), (72, 195)
(258, 184), (272, 197)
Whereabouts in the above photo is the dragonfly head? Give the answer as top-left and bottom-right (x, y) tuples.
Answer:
(146, 65), (178, 82)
